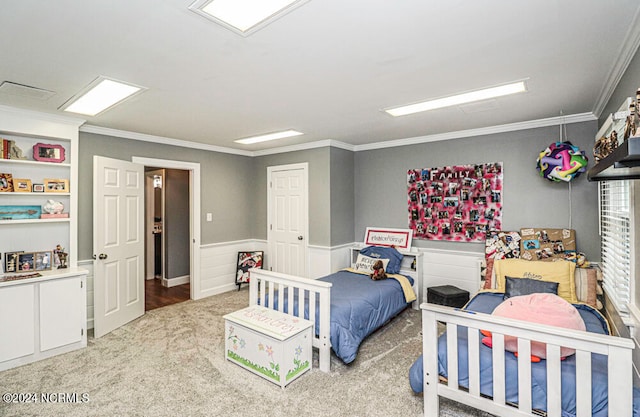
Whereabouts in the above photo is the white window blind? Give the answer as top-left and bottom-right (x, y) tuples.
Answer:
(599, 180), (631, 313)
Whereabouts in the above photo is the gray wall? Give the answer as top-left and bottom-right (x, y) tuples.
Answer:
(253, 147), (332, 246)
(599, 46), (640, 127)
(354, 121), (601, 261)
(164, 169), (189, 279)
(78, 132), (254, 260)
(330, 147), (355, 245)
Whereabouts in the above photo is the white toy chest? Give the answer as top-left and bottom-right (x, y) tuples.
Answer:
(224, 305), (313, 388)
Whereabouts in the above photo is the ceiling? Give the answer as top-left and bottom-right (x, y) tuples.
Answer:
(1, 1), (640, 153)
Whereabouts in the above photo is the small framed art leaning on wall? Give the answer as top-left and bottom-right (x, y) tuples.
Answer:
(235, 251), (264, 290)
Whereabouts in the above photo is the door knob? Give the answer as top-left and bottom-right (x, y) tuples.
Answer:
(98, 253), (108, 260)
(298, 236), (303, 240)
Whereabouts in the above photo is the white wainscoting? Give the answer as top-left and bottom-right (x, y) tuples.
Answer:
(307, 243), (353, 278)
(83, 243), (483, 331)
(198, 239), (268, 299)
(421, 248), (484, 302)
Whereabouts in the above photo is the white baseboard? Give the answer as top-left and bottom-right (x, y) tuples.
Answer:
(162, 275), (190, 287)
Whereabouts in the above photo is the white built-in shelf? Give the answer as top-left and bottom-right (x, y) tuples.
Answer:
(0, 218), (70, 225)
(0, 159), (71, 168)
(0, 192), (70, 196)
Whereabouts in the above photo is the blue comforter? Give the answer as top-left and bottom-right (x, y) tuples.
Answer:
(409, 292), (640, 417)
(270, 270), (414, 364)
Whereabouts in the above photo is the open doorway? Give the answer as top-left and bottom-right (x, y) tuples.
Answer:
(144, 167), (190, 311)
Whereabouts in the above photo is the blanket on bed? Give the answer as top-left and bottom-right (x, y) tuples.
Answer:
(409, 292), (640, 417)
(269, 270), (414, 364)
(342, 267), (416, 303)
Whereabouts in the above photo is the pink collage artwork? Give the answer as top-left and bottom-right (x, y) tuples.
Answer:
(407, 162), (503, 242)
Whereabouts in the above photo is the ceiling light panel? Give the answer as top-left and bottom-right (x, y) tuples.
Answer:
(189, 0), (309, 36)
(61, 76), (145, 116)
(235, 129), (303, 144)
(385, 81), (527, 117)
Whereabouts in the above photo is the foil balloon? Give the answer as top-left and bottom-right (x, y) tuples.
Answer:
(536, 141), (588, 182)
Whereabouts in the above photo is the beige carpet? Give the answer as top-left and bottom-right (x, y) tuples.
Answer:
(0, 288), (493, 417)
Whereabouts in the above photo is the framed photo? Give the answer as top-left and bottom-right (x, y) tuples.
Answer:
(33, 143), (66, 163)
(4, 251), (23, 273)
(235, 251), (264, 289)
(44, 178), (69, 193)
(0, 173), (13, 192)
(12, 178), (32, 193)
(32, 183), (44, 192)
(17, 252), (35, 272)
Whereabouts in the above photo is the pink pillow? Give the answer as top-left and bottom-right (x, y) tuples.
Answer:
(488, 293), (585, 359)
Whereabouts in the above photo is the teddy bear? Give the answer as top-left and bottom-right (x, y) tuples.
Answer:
(370, 260), (387, 280)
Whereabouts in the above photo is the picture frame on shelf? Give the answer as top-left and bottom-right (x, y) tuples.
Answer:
(3, 251), (23, 273)
(0, 173), (13, 192)
(0, 205), (41, 220)
(235, 251), (264, 290)
(12, 178), (32, 193)
(44, 178), (69, 193)
(32, 183), (44, 192)
(33, 143), (66, 163)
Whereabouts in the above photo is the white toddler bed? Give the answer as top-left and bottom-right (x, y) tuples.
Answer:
(412, 258), (637, 416)
(420, 302), (634, 416)
(248, 247), (420, 373)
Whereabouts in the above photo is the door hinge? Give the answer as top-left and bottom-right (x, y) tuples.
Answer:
(80, 281), (83, 289)
(81, 328), (84, 336)
(270, 224), (272, 230)
(270, 181), (272, 188)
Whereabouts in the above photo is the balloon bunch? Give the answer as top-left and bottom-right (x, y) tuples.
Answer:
(536, 141), (588, 182)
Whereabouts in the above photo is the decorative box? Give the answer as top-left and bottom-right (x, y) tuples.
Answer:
(224, 305), (312, 388)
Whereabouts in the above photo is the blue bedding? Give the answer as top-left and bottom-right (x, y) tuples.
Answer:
(409, 292), (640, 417)
(270, 270), (414, 364)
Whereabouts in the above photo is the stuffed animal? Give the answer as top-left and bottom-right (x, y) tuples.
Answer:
(370, 260), (387, 280)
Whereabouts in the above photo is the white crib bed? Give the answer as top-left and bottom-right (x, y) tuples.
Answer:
(248, 249), (420, 373)
(248, 269), (333, 372)
(421, 302), (635, 417)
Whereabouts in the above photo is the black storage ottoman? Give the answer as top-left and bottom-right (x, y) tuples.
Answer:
(427, 285), (470, 308)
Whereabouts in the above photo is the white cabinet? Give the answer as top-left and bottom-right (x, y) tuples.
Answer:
(0, 105), (86, 370)
(0, 270), (87, 371)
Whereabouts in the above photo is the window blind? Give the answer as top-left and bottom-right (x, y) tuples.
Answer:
(599, 180), (631, 313)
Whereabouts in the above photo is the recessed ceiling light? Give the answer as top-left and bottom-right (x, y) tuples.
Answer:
(385, 81), (528, 117)
(234, 129), (303, 145)
(189, 0), (309, 36)
(61, 76), (145, 116)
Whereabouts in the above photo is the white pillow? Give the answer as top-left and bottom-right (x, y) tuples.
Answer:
(354, 254), (389, 274)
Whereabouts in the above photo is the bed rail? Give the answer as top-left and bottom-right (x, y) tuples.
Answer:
(248, 268), (333, 372)
(421, 302), (635, 417)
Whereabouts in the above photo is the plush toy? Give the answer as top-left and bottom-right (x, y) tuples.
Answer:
(370, 260), (387, 280)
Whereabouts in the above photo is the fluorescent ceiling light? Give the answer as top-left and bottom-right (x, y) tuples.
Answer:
(189, 0), (308, 35)
(235, 129), (303, 145)
(62, 77), (144, 116)
(385, 81), (527, 117)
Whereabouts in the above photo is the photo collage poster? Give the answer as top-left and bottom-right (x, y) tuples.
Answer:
(407, 162), (503, 242)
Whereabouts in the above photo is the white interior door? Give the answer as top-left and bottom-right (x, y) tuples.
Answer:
(93, 156), (145, 338)
(267, 163), (308, 276)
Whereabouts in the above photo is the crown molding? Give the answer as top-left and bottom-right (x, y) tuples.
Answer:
(80, 124), (253, 157)
(592, 5), (640, 118)
(252, 139), (354, 156)
(0, 104), (85, 127)
(80, 112), (595, 157)
(353, 112), (597, 152)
